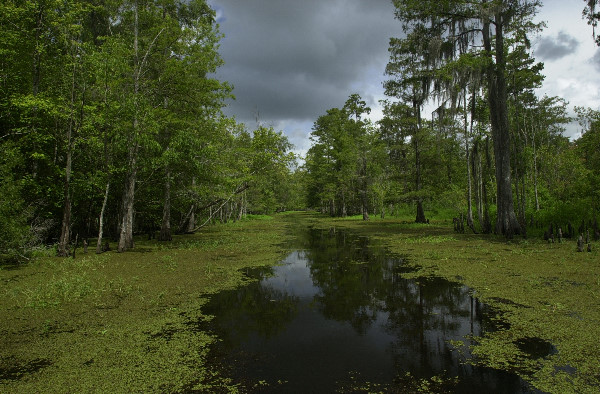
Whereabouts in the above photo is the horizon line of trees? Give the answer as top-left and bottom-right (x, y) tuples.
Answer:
(3, 0), (600, 260)
(303, 0), (600, 239)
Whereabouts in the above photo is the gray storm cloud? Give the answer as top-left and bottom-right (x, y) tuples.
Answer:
(208, 0), (402, 125)
(536, 31), (580, 61)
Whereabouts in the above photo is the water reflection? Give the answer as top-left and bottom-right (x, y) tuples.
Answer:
(202, 228), (535, 393)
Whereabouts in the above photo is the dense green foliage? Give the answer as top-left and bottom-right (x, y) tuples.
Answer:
(304, 94), (384, 220)
(0, 0), (296, 259)
(301, 0), (599, 240)
(1, 1), (598, 250)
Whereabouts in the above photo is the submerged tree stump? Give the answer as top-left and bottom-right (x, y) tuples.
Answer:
(453, 215), (465, 233)
(586, 229), (590, 244)
(557, 228), (563, 243)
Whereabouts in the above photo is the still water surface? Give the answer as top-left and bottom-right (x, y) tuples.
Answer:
(202, 227), (536, 393)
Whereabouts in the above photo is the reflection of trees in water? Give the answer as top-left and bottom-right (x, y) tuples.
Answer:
(303, 228), (526, 392)
(384, 278), (474, 377)
(306, 228), (486, 376)
(202, 272), (299, 346)
(306, 229), (387, 334)
(204, 227), (527, 392)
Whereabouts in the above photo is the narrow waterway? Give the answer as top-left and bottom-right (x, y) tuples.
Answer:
(202, 227), (536, 393)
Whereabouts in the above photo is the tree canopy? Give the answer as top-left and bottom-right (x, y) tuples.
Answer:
(1, 0), (599, 258)
(0, 0), (298, 259)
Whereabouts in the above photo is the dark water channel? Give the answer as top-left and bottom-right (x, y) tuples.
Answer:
(202, 227), (536, 393)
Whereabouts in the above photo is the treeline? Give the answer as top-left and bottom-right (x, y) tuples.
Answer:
(305, 94), (599, 235)
(3, 1), (600, 260)
(0, 0), (297, 259)
(303, 0), (600, 238)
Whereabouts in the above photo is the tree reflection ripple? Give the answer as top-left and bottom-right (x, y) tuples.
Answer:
(201, 228), (537, 393)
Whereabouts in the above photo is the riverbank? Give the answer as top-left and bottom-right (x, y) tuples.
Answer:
(2, 211), (598, 393)
(309, 213), (600, 393)
(0, 215), (293, 392)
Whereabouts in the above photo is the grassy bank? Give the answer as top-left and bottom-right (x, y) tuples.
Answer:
(0, 215), (293, 393)
(2, 211), (599, 393)
(309, 213), (600, 393)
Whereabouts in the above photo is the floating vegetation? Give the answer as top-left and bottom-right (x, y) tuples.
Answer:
(2, 212), (599, 392)
(0, 357), (52, 381)
(0, 215), (292, 392)
(313, 213), (600, 392)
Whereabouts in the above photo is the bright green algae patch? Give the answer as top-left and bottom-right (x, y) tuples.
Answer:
(0, 215), (293, 393)
(311, 214), (600, 394)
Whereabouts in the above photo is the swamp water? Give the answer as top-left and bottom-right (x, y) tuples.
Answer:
(201, 227), (537, 393)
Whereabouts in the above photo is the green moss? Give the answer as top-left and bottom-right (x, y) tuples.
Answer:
(337, 371), (460, 393)
(3, 212), (599, 392)
(0, 215), (291, 393)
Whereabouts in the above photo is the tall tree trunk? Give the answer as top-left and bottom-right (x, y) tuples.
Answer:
(512, 133), (522, 222)
(159, 167), (172, 241)
(472, 137), (487, 232)
(483, 138), (493, 234)
(520, 111), (529, 225)
(474, 144), (484, 228)
(57, 54), (79, 257)
(57, 119), (73, 256)
(118, 1), (140, 252)
(96, 181), (110, 254)
(96, 36), (113, 254)
(474, 137), (492, 234)
(532, 116), (540, 211)
(519, 128), (527, 226)
(237, 198), (244, 221)
(227, 202), (233, 222)
(57, 156), (72, 256)
(414, 102), (426, 223)
(483, 15), (521, 237)
(187, 177), (197, 232)
(464, 91), (476, 232)
(242, 190), (247, 219)
(188, 207), (196, 232)
(118, 161), (137, 252)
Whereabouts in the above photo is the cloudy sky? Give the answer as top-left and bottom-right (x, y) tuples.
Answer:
(207, 0), (600, 157)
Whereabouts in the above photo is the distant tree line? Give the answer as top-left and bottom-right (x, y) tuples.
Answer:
(303, 0), (600, 239)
